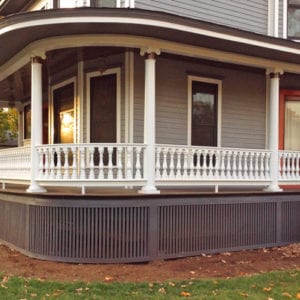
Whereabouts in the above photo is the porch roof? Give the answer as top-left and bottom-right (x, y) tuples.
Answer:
(1, 8), (300, 75)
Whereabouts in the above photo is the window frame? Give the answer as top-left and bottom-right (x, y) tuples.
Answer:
(287, 0), (300, 40)
(187, 75), (222, 147)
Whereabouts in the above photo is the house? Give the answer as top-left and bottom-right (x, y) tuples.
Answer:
(0, 0), (299, 263)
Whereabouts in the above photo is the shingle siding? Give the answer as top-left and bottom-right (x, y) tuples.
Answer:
(135, 0), (269, 35)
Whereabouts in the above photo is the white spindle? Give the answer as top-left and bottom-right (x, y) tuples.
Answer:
(162, 148), (168, 178)
(169, 148), (175, 179)
(79, 147), (86, 180)
(249, 152), (254, 179)
(135, 146), (142, 179)
(232, 151), (237, 179)
(117, 146), (123, 179)
(88, 147), (95, 180)
(71, 147), (77, 180)
(286, 153), (291, 179)
(237, 151), (242, 179)
(107, 147), (114, 179)
(63, 147), (70, 180)
(56, 147), (62, 179)
(260, 152), (265, 179)
(219, 150), (225, 179)
(126, 146), (132, 179)
(295, 153), (300, 179)
(202, 149), (208, 179)
(175, 149), (182, 178)
(98, 147), (104, 180)
(155, 147), (161, 179)
(49, 147), (55, 179)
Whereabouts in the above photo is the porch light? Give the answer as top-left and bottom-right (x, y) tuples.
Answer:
(60, 110), (74, 143)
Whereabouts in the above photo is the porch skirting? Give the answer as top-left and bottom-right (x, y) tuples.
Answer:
(0, 191), (299, 263)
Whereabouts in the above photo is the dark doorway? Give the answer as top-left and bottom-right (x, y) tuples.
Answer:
(90, 73), (117, 143)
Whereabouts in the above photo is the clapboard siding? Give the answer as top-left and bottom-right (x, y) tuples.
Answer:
(134, 54), (266, 149)
(135, 0), (269, 35)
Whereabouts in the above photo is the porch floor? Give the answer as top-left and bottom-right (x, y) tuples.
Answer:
(1, 183), (299, 198)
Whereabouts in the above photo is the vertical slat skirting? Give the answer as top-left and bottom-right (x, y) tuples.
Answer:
(28, 205), (150, 262)
(158, 202), (277, 258)
(0, 195), (300, 264)
(281, 201), (300, 243)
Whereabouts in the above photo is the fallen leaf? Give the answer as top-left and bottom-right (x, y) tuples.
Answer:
(1, 276), (9, 284)
(297, 293), (300, 299)
(239, 292), (249, 297)
(180, 291), (191, 297)
(221, 259), (227, 263)
(263, 287), (272, 292)
(158, 287), (166, 294)
(168, 282), (176, 287)
(189, 271), (196, 275)
(30, 294), (37, 298)
(149, 283), (154, 288)
(282, 292), (292, 298)
(104, 276), (113, 282)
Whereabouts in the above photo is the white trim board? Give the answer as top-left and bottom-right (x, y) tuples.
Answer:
(187, 75), (222, 147)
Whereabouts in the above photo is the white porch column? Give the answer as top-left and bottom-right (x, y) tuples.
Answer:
(265, 69), (283, 192)
(27, 57), (46, 193)
(139, 49), (160, 194)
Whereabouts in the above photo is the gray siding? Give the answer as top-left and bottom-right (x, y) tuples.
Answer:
(135, 0), (269, 35)
(134, 54), (266, 149)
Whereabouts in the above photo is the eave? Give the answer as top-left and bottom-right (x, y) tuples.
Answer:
(1, 8), (300, 81)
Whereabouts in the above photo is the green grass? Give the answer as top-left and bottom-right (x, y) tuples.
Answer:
(0, 270), (299, 299)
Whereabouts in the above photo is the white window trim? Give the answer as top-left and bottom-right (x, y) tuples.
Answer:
(187, 75), (222, 147)
(86, 67), (121, 143)
(283, 0), (288, 39)
(50, 77), (77, 144)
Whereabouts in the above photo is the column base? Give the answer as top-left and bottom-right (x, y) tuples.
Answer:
(26, 183), (47, 193)
(264, 184), (283, 192)
(139, 185), (160, 194)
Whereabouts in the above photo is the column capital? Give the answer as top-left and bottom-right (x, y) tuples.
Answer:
(266, 67), (284, 77)
(140, 47), (161, 58)
(31, 56), (44, 64)
(31, 49), (46, 62)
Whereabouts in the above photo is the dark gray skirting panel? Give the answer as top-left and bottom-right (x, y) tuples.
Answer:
(0, 192), (299, 263)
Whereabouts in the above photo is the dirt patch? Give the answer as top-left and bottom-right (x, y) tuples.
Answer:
(0, 244), (299, 283)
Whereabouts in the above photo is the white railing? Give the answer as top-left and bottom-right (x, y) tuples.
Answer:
(155, 145), (271, 184)
(279, 150), (300, 181)
(0, 146), (31, 181)
(36, 143), (145, 184)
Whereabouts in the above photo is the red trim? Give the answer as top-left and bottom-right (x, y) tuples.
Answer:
(279, 89), (300, 150)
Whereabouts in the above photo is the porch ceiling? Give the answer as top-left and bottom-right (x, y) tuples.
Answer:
(1, 8), (300, 76)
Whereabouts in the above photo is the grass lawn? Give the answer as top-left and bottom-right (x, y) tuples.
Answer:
(0, 270), (299, 299)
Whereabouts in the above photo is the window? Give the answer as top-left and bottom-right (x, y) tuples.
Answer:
(57, 0), (118, 8)
(188, 76), (221, 147)
(24, 104), (31, 140)
(288, 0), (300, 38)
(53, 82), (75, 144)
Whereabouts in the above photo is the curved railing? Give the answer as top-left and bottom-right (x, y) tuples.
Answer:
(0, 146), (31, 181)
